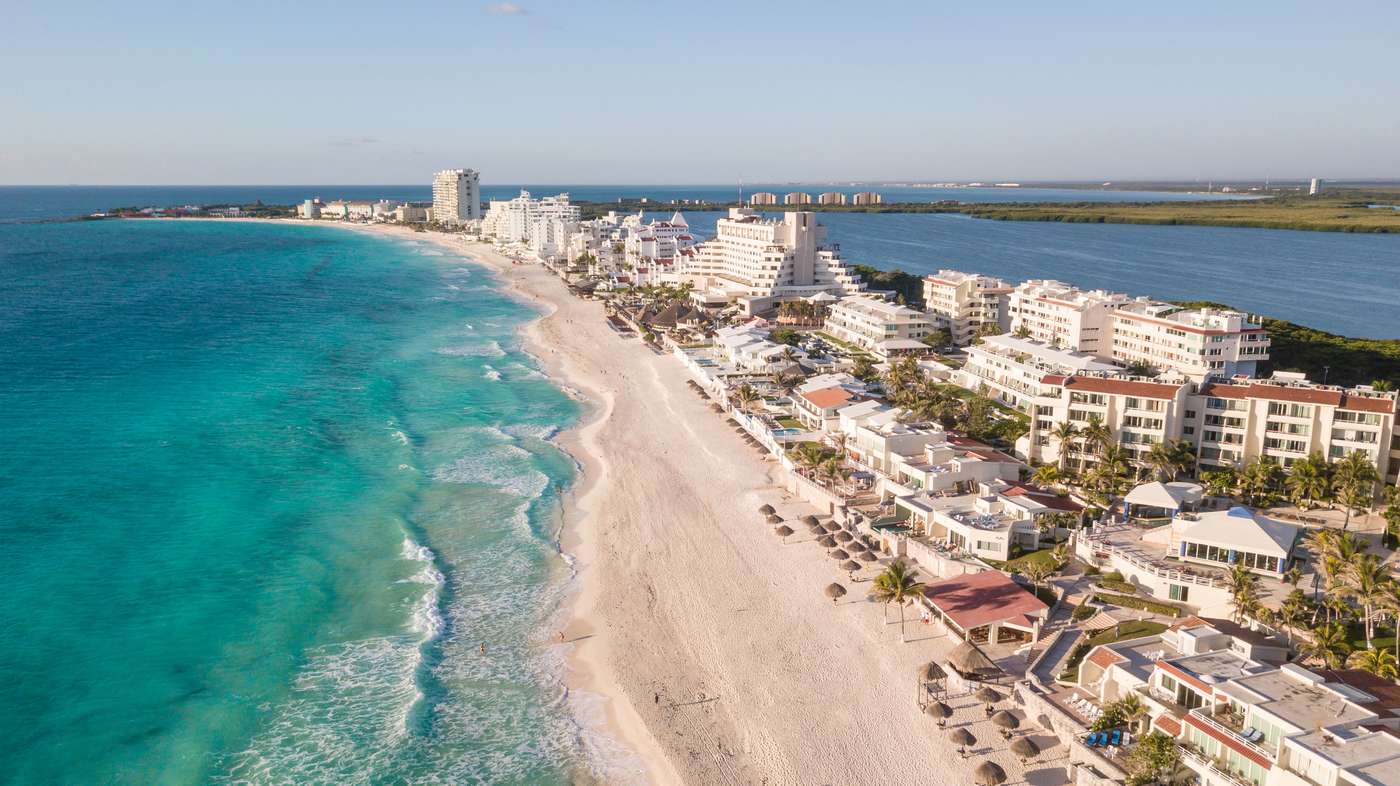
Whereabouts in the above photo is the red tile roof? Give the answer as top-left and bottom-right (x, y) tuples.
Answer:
(1153, 714), (1182, 736)
(800, 387), (857, 409)
(1001, 483), (1084, 512)
(1058, 375), (1183, 399)
(923, 571), (1048, 631)
(1087, 648), (1125, 670)
(1200, 383), (1396, 414)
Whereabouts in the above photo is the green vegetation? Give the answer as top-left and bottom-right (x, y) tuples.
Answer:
(850, 264), (927, 307)
(579, 191), (1400, 233)
(986, 548), (1062, 574)
(1172, 301), (1400, 386)
(1092, 592), (1183, 617)
(1061, 620), (1169, 680)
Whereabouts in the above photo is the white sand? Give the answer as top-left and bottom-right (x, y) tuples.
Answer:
(194, 220), (1067, 785)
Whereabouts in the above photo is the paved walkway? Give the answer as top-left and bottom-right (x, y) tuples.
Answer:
(1031, 628), (1083, 686)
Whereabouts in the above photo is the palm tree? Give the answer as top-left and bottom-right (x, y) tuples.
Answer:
(791, 442), (828, 472)
(1081, 417), (1113, 457)
(1279, 589), (1310, 644)
(1031, 464), (1061, 489)
(817, 455), (849, 490)
(868, 560), (926, 643)
(1049, 421), (1080, 473)
(1283, 566), (1303, 589)
(1225, 563), (1260, 624)
(1021, 560), (1055, 597)
(1201, 467), (1238, 500)
(1144, 441), (1180, 481)
(1286, 452), (1332, 510)
(733, 383), (759, 412)
(1238, 457), (1283, 507)
(1333, 451), (1380, 531)
(1341, 553), (1391, 647)
(1116, 693), (1148, 734)
(1372, 380), (1395, 392)
(1301, 622), (1352, 669)
(1348, 647), (1400, 680)
(773, 372), (803, 396)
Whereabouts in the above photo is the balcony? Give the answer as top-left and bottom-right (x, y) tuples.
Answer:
(1190, 707), (1275, 757)
(1181, 744), (1260, 786)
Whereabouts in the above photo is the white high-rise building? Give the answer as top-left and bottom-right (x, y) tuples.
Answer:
(922, 269), (1012, 345)
(480, 191), (581, 257)
(823, 294), (933, 358)
(432, 168), (481, 225)
(1309, 177), (1324, 195)
(1110, 301), (1270, 378)
(1006, 280), (1130, 354)
(679, 208), (863, 312)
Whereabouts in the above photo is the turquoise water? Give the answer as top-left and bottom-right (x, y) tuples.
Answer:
(0, 221), (591, 783)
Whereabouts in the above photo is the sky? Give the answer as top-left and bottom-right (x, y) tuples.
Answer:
(3, 1), (1399, 185)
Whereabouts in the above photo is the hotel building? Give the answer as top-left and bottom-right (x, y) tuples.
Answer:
(679, 208), (863, 313)
(1006, 280), (1130, 355)
(783, 192), (812, 205)
(1190, 376), (1398, 479)
(1026, 373), (1193, 470)
(481, 190), (581, 251)
(748, 192), (778, 206)
(1110, 301), (1270, 379)
(431, 168), (481, 225)
(1077, 621), (1400, 786)
(921, 269), (1012, 345)
(817, 192), (848, 205)
(958, 334), (1121, 413)
(823, 294), (933, 358)
(851, 191), (883, 205)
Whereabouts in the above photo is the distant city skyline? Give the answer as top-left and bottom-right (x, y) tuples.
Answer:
(4, 1), (1399, 185)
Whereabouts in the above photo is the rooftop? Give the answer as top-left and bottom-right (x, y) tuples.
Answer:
(922, 570), (1048, 631)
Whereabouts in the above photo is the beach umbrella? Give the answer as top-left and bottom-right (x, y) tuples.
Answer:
(974, 761), (1007, 786)
(824, 583), (847, 603)
(1010, 736), (1040, 761)
(766, 514), (783, 524)
(974, 687), (1003, 704)
(818, 535), (837, 548)
(829, 548), (850, 561)
(801, 514), (820, 527)
(924, 701), (952, 727)
(759, 504), (775, 515)
(823, 522), (841, 533)
(858, 551), (878, 562)
(775, 525), (794, 539)
(835, 531), (853, 543)
(919, 661), (946, 682)
(846, 540), (867, 550)
(991, 710), (1020, 733)
(948, 727), (975, 746)
(840, 559), (861, 573)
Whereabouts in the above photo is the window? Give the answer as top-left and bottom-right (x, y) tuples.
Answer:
(1169, 584), (1190, 602)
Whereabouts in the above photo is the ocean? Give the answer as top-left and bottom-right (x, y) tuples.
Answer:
(0, 219), (610, 783)
(0, 183), (1246, 224)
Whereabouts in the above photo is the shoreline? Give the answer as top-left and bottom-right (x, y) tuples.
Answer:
(136, 218), (1058, 785)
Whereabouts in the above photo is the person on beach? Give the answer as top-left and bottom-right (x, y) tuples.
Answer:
(479, 643), (486, 655)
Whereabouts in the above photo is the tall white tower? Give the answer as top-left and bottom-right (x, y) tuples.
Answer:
(432, 169), (481, 224)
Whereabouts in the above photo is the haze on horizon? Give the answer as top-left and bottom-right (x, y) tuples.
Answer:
(3, 0), (1398, 186)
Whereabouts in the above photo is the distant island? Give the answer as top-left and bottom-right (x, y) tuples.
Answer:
(580, 192), (1400, 234)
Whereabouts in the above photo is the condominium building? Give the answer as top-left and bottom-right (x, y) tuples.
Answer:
(823, 293), (932, 357)
(921, 269), (1012, 345)
(1006, 280), (1130, 355)
(394, 204), (429, 223)
(783, 192), (812, 205)
(679, 208), (863, 313)
(817, 192), (848, 205)
(957, 334), (1121, 413)
(625, 212), (695, 273)
(1111, 301), (1270, 379)
(1026, 373), (1192, 469)
(431, 168), (481, 225)
(297, 199), (321, 219)
(748, 192), (778, 206)
(1077, 621), (1400, 786)
(851, 191), (882, 205)
(1191, 376), (1399, 480)
(481, 190), (581, 251)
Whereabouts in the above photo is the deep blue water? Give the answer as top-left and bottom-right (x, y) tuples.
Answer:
(0, 220), (604, 783)
(0, 184), (1246, 223)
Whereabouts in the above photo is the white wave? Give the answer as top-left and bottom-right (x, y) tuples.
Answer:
(435, 340), (505, 358)
(401, 537), (446, 643)
(482, 364), (502, 382)
(418, 249), (445, 257)
(432, 447), (549, 499)
(389, 429), (410, 446)
(503, 423), (560, 442)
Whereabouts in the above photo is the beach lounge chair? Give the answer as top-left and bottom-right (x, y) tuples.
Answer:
(1096, 731), (1110, 746)
(1109, 729), (1122, 746)
(1085, 734), (1098, 747)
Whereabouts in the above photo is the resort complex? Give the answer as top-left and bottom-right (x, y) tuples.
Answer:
(439, 178), (1400, 786)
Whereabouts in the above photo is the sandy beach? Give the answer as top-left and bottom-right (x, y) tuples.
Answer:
(231, 220), (1063, 785)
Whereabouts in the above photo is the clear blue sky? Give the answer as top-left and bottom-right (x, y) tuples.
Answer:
(4, 0), (1397, 185)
